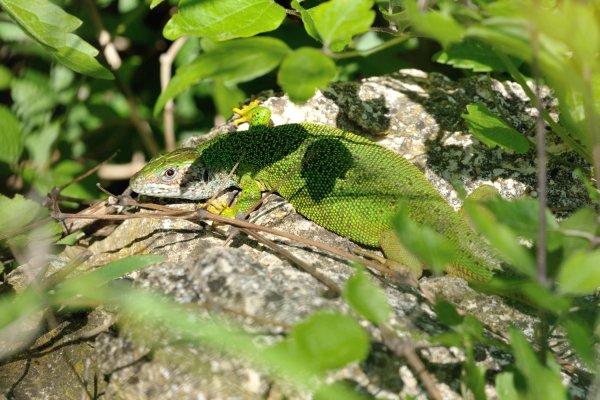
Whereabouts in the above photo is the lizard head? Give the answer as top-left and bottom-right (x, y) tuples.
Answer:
(130, 147), (236, 200)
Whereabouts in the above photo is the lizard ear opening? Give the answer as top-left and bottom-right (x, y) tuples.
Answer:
(202, 169), (210, 183)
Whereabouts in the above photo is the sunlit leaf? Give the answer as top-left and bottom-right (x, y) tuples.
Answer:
(155, 37), (289, 115)
(343, 265), (391, 325)
(0, 105), (23, 164)
(278, 47), (336, 103)
(557, 249), (600, 295)
(434, 39), (511, 72)
(308, 0), (375, 51)
(0, 0), (112, 79)
(510, 328), (567, 400)
(163, 0), (286, 41)
(405, 0), (463, 48)
(462, 103), (529, 153)
(464, 202), (536, 277)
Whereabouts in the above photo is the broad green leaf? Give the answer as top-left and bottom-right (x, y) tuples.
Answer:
(393, 204), (457, 274)
(0, 105), (23, 164)
(495, 372), (519, 400)
(558, 207), (598, 260)
(564, 318), (596, 368)
(314, 381), (371, 400)
(0, 288), (45, 330)
(510, 328), (567, 400)
(56, 230), (85, 246)
(0, 0), (112, 79)
(213, 80), (246, 119)
(0, 194), (44, 238)
(308, 0), (375, 51)
(0, 194), (61, 250)
(0, 65), (12, 89)
(271, 312), (369, 374)
(480, 197), (560, 250)
(277, 47), (336, 103)
(119, 0), (140, 13)
(462, 103), (529, 153)
(434, 300), (463, 326)
(465, 356), (486, 400)
(464, 202), (535, 277)
(405, 0), (463, 48)
(557, 250), (600, 295)
(434, 39), (510, 72)
(149, 0), (165, 9)
(53, 255), (163, 301)
(24, 121), (60, 166)
(155, 37), (290, 115)
(163, 0), (286, 41)
(291, 0), (319, 42)
(343, 266), (391, 325)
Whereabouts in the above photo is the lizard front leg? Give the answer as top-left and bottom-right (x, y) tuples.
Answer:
(207, 174), (263, 219)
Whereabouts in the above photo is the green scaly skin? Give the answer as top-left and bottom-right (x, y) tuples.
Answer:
(130, 105), (500, 282)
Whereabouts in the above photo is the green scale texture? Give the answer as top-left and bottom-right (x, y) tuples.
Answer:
(131, 123), (499, 282)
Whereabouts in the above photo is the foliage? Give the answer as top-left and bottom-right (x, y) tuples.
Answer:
(1, 0), (600, 398)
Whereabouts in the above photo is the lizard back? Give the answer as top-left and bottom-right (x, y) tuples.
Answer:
(197, 123), (495, 269)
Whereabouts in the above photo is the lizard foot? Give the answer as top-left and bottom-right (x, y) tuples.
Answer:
(232, 100), (272, 127)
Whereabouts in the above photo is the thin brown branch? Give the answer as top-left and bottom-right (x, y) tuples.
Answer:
(53, 207), (416, 286)
(380, 325), (442, 400)
(238, 226), (341, 297)
(160, 36), (188, 151)
(529, 18), (548, 288)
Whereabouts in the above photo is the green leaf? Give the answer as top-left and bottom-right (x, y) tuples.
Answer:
(54, 255), (163, 301)
(0, 288), (45, 330)
(405, 0), (463, 48)
(155, 37), (290, 115)
(119, 0), (140, 13)
(149, 0), (165, 9)
(163, 0), (286, 41)
(213, 80), (246, 119)
(308, 0), (375, 51)
(465, 357), (486, 400)
(343, 265), (391, 325)
(0, 194), (61, 251)
(480, 197), (560, 250)
(291, 0), (319, 42)
(0, 105), (24, 164)
(464, 202), (536, 277)
(275, 312), (369, 373)
(563, 318), (596, 368)
(433, 39), (510, 72)
(0, 65), (12, 89)
(314, 381), (371, 400)
(495, 372), (520, 400)
(0, 0), (112, 79)
(393, 204), (458, 274)
(278, 47), (336, 103)
(557, 249), (600, 295)
(558, 207), (598, 260)
(462, 103), (529, 153)
(434, 300), (463, 326)
(56, 230), (85, 246)
(510, 328), (567, 400)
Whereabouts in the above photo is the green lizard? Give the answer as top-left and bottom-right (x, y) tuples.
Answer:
(130, 102), (500, 282)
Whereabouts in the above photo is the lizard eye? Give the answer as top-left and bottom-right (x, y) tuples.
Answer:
(162, 167), (177, 181)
